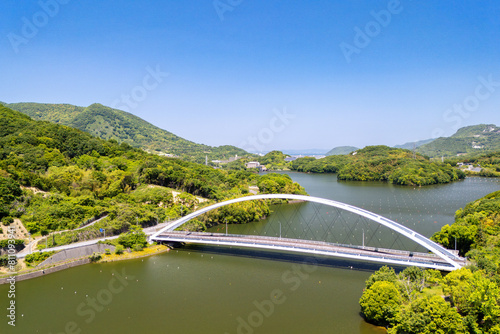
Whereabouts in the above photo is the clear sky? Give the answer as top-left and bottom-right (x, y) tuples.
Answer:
(1, 1), (499, 152)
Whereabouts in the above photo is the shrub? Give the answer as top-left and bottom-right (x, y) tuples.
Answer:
(2, 216), (13, 226)
(24, 251), (55, 266)
(132, 244), (143, 252)
(89, 252), (102, 262)
(114, 245), (124, 255)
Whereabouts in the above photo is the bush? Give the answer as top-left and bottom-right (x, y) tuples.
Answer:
(0, 239), (24, 249)
(132, 244), (144, 252)
(0, 255), (16, 267)
(89, 252), (102, 262)
(104, 248), (111, 255)
(114, 245), (124, 255)
(24, 251), (55, 266)
(2, 216), (13, 226)
(117, 225), (147, 249)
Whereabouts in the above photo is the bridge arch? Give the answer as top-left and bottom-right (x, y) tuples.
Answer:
(151, 194), (462, 270)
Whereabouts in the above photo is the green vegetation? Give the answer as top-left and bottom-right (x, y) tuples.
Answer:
(24, 251), (55, 266)
(0, 239), (24, 249)
(117, 225), (148, 249)
(0, 176), (22, 220)
(0, 105), (305, 249)
(394, 138), (435, 150)
(114, 245), (124, 255)
(178, 173), (306, 231)
(360, 190), (500, 333)
(431, 190), (500, 257)
(6, 102), (250, 163)
(417, 124), (500, 158)
(258, 150), (290, 170)
(325, 146), (359, 156)
(89, 252), (102, 262)
(290, 155), (349, 173)
(291, 146), (465, 186)
(0, 255), (16, 267)
(444, 151), (500, 177)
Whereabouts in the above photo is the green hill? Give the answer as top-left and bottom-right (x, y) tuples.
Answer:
(5, 102), (249, 163)
(291, 145), (465, 186)
(394, 138), (434, 150)
(0, 105), (305, 246)
(417, 124), (500, 157)
(326, 146), (359, 156)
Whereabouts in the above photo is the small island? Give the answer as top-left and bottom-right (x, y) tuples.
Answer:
(290, 145), (466, 186)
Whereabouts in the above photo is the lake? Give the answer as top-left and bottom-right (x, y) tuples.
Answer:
(1, 173), (498, 334)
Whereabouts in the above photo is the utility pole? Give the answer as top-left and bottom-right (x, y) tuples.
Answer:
(225, 219), (228, 236)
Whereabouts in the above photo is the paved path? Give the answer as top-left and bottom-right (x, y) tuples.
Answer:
(17, 221), (173, 258)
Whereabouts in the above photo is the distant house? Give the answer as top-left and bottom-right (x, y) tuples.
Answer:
(284, 157), (297, 162)
(246, 161), (261, 169)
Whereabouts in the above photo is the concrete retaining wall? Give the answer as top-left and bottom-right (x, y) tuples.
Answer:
(37, 244), (115, 267)
(0, 258), (91, 285)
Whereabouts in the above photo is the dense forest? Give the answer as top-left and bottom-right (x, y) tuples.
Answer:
(290, 146), (466, 186)
(417, 124), (500, 158)
(0, 105), (305, 249)
(360, 190), (500, 333)
(4, 102), (251, 164)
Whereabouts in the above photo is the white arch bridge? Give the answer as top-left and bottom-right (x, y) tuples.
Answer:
(150, 194), (465, 271)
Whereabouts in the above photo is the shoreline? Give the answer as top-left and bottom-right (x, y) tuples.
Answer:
(0, 244), (171, 285)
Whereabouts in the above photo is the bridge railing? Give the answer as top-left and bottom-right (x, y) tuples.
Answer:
(154, 231), (462, 268)
(155, 231), (452, 259)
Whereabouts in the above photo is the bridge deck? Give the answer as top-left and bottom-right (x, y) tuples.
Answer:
(152, 231), (466, 271)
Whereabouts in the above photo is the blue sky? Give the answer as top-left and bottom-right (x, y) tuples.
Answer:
(1, 1), (500, 152)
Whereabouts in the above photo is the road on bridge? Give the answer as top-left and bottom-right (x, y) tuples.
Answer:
(153, 231), (466, 271)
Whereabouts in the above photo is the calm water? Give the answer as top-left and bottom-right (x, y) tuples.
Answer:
(2, 174), (499, 334)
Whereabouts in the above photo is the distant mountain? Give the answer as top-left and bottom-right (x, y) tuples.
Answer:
(281, 149), (329, 155)
(6, 102), (249, 162)
(417, 124), (500, 157)
(394, 138), (434, 150)
(326, 146), (359, 156)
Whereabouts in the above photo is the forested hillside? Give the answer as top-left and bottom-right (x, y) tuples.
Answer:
(326, 146), (359, 156)
(359, 190), (500, 333)
(291, 146), (465, 186)
(0, 105), (305, 248)
(5, 102), (249, 163)
(417, 124), (500, 157)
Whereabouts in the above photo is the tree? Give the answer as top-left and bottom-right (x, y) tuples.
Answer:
(365, 265), (398, 289)
(389, 295), (465, 334)
(360, 281), (401, 327)
(399, 266), (426, 301)
(444, 269), (500, 332)
(117, 225), (148, 249)
(0, 176), (22, 219)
